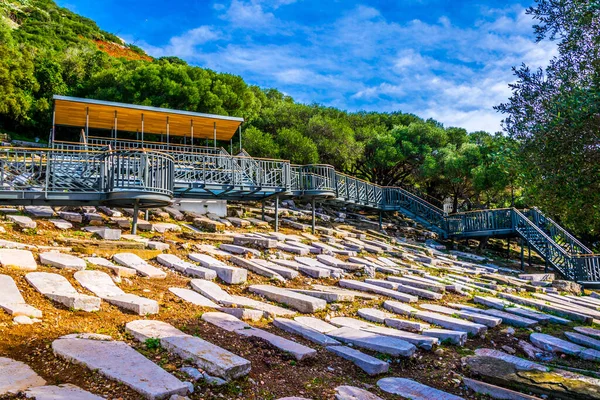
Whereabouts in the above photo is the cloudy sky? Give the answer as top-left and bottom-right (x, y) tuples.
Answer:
(57, 0), (556, 132)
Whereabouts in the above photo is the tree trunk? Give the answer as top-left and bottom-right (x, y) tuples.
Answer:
(452, 194), (458, 213)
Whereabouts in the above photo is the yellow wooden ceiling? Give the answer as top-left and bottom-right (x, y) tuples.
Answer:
(53, 96), (243, 140)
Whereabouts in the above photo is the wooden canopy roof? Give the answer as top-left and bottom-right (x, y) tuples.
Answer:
(53, 95), (243, 141)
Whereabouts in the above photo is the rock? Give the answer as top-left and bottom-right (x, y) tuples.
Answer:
(552, 280), (582, 294)
(113, 253), (167, 279)
(25, 272), (101, 312)
(327, 346), (389, 376)
(218, 307), (265, 321)
(464, 348), (600, 400)
(147, 241), (169, 251)
(574, 326), (600, 340)
(193, 217), (224, 232)
(423, 328), (467, 346)
(233, 236), (277, 248)
(565, 331), (600, 351)
(126, 320), (251, 380)
(96, 228), (121, 240)
(25, 384), (104, 399)
(39, 252), (86, 271)
(249, 284), (327, 313)
(152, 223), (181, 233)
(501, 345), (516, 355)
(180, 367), (203, 381)
(201, 311), (251, 332)
(0, 275), (42, 318)
(0, 357), (46, 395)
(0, 249), (37, 270)
(52, 336), (189, 399)
(335, 385), (384, 399)
(7, 215), (36, 229)
(202, 373), (227, 386)
(74, 270), (158, 315)
(377, 377), (464, 400)
(462, 377), (539, 400)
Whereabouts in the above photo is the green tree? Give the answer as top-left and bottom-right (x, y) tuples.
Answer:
(276, 128), (319, 164)
(242, 126), (280, 159)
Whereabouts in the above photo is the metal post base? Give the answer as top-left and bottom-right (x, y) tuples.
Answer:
(274, 196), (279, 232)
(132, 201), (139, 235)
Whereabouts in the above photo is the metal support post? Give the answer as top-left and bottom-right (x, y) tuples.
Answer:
(520, 238), (525, 271)
(213, 122), (217, 149)
(507, 238), (510, 259)
(145, 210), (149, 221)
(261, 201), (265, 221)
(274, 196), (279, 232)
(239, 125), (242, 152)
(311, 198), (316, 234)
(379, 211), (383, 231)
(528, 244), (531, 267)
(132, 201), (139, 235)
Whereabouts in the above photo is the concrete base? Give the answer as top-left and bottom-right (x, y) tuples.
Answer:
(172, 199), (227, 217)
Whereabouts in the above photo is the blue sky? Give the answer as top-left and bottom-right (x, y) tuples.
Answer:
(57, 0), (556, 132)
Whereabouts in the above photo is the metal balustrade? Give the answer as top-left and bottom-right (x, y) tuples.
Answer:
(1, 144), (600, 282)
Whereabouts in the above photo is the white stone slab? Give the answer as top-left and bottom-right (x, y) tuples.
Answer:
(25, 272), (100, 312)
(339, 279), (418, 303)
(113, 253), (166, 279)
(190, 279), (233, 303)
(237, 327), (317, 360)
(230, 256), (285, 281)
(49, 219), (72, 230)
(270, 258), (330, 278)
(202, 311), (251, 331)
(327, 346), (389, 376)
(530, 333), (586, 355)
(574, 326), (600, 340)
(252, 259), (299, 279)
(220, 243), (261, 256)
(326, 327), (416, 357)
(0, 249), (37, 270)
(7, 215), (36, 229)
(126, 320), (250, 380)
(74, 271), (158, 315)
(25, 206), (54, 218)
(423, 328), (467, 346)
(169, 287), (218, 308)
(377, 377), (464, 400)
(52, 336), (188, 399)
(273, 318), (340, 346)
(189, 253), (247, 284)
(152, 223), (181, 233)
(85, 257), (137, 277)
(0, 357), (46, 395)
(0, 275), (42, 318)
(25, 384), (104, 399)
(416, 310), (487, 337)
(291, 289), (354, 303)
(335, 385), (384, 399)
(221, 295), (296, 317)
(156, 254), (216, 280)
(565, 331), (600, 352)
(39, 252), (86, 271)
(294, 317), (338, 333)
(419, 304), (501, 327)
(58, 211), (83, 222)
(249, 285), (327, 313)
(462, 377), (539, 400)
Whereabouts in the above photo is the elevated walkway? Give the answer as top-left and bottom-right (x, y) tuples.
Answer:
(0, 145), (598, 282)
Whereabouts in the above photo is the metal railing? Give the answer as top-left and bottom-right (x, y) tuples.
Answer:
(104, 150), (173, 196)
(524, 207), (592, 255)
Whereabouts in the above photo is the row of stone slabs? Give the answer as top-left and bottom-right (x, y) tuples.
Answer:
(1, 353), (470, 400)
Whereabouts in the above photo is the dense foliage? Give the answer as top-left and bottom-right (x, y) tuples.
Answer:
(1, 0), (598, 244)
(497, 0), (600, 242)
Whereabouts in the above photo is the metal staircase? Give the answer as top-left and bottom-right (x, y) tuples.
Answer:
(0, 144), (598, 282)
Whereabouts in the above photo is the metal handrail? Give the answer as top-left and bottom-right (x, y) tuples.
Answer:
(526, 207), (592, 254)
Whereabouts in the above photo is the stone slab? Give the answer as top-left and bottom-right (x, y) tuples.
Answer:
(291, 289), (354, 303)
(335, 385), (384, 400)
(0, 249), (37, 270)
(574, 326), (600, 340)
(530, 333), (585, 355)
(273, 318), (340, 346)
(74, 271), (158, 315)
(326, 327), (416, 357)
(220, 243), (261, 256)
(221, 295), (296, 317)
(7, 215), (36, 229)
(52, 336), (188, 399)
(156, 254), (217, 280)
(26, 272), (100, 312)
(377, 377), (464, 400)
(25, 384), (104, 399)
(339, 280), (417, 303)
(251, 259), (299, 279)
(294, 317), (338, 333)
(327, 346), (389, 376)
(49, 219), (72, 230)
(0, 357), (46, 395)
(462, 378), (539, 400)
(189, 253), (247, 284)
(416, 310), (487, 336)
(423, 328), (467, 346)
(126, 320), (250, 380)
(39, 252), (86, 271)
(237, 327), (317, 360)
(249, 285), (327, 313)
(230, 256), (285, 281)
(233, 236), (277, 248)
(450, 304), (537, 328)
(201, 311), (251, 331)
(25, 206), (54, 218)
(169, 287), (218, 308)
(113, 253), (167, 279)
(270, 258), (330, 278)
(190, 279), (233, 303)
(85, 257), (137, 277)
(420, 304), (501, 327)
(0, 275), (42, 318)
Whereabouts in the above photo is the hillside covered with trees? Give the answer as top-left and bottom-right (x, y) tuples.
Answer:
(0, 0), (597, 246)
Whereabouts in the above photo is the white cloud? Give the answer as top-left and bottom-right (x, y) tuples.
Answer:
(138, 2), (557, 132)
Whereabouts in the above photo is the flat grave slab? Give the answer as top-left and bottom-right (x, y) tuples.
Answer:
(190, 279), (233, 303)
(169, 287), (218, 308)
(0, 249), (37, 270)
(0, 357), (46, 395)
(25, 384), (104, 400)
(39, 252), (86, 271)
(273, 318), (340, 346)
(52, 336), (188, 399)
(25, 272), (100, 312)
(85, 257), (137, 277)
(189, 253), (247, 284)
(249, 285), (327, 313)
(113, 253), (166, 279)
(326, 326), (416, 357)
(7, 215), (36, 229)
(377, 377), (464, 400)
(156, 254), (216, 280)
(327, 346), (389, 376)
(0, 275), (42, 318)
(74, 271), (158, 315)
